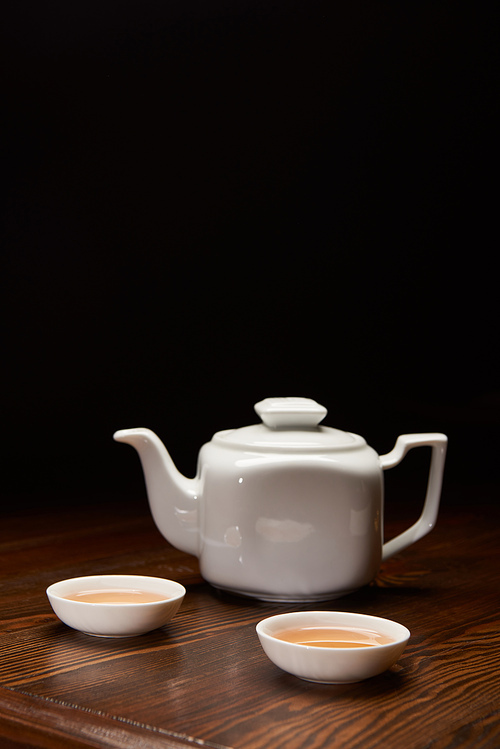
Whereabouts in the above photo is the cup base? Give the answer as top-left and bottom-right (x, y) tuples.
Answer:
(81, 631), (144, 638)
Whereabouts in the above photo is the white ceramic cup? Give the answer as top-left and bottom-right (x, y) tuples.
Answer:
(46, 574), (185, 637)
(256, 611), (410, 683)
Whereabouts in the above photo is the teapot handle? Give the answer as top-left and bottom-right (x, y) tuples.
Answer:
(380, 433), (448, 561)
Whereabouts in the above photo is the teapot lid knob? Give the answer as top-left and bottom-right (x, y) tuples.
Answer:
(254, 397), (327, 429)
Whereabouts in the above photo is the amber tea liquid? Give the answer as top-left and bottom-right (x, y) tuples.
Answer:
(64, 589), (168, 604)
(274, 625), (394, 648)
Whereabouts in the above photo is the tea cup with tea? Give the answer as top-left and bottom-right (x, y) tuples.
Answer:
(46, 574), (185, 637)
(256, 611), (410, 683)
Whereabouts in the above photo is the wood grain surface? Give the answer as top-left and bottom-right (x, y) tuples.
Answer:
(1, 487), (499, 748)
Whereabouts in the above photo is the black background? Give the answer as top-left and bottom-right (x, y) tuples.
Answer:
(2, 2), (498, 508)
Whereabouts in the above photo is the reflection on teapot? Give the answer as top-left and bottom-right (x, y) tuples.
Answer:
(114, 397), (447, 602)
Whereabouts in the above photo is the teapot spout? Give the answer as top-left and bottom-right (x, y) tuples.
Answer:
(113, 428), (200, 557)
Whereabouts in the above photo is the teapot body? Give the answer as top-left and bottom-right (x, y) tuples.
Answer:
(114, 397), (447, 602)
(197, 437), (383, 601)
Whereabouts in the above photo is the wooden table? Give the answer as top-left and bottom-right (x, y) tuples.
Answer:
(1, 484), (499, 748)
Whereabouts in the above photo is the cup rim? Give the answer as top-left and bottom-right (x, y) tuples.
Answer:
(256, 610), (410, 650)
(46, 574), (186, 606)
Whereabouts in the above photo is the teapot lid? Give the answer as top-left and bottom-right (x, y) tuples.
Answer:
(212, 397), (365, 452)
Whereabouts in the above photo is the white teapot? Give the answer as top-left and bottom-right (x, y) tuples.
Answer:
(114, 397), (447, 601)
